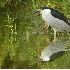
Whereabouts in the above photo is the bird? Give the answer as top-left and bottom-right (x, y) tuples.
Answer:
(39, 39), (70, 62)
(33, 6), (70, 39)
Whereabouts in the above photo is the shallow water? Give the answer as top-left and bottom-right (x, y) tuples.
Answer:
(0, 0), (70, 69)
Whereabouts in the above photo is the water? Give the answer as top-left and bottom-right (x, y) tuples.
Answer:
(0, 0), (70, 69)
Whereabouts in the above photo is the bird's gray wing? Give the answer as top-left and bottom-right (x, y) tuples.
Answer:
(51, 9), (70, 26)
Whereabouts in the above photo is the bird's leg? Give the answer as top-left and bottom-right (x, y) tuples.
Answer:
(53, 28), (57, 41)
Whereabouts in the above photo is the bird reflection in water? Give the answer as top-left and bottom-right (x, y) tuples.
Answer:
(39, 38), (70, 62)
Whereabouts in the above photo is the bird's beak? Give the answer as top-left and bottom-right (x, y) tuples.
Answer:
(32, 9), (41, 14)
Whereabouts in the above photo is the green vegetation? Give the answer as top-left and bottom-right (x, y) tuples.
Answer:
(0, 0), (70, 69)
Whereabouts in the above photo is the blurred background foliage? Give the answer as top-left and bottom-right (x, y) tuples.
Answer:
(0, 0), (70, 69)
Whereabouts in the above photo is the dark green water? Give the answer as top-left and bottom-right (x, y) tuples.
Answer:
(0, 0), (70, 69)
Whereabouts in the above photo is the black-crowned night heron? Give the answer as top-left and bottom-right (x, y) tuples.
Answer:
(33, 6), (70, 39)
